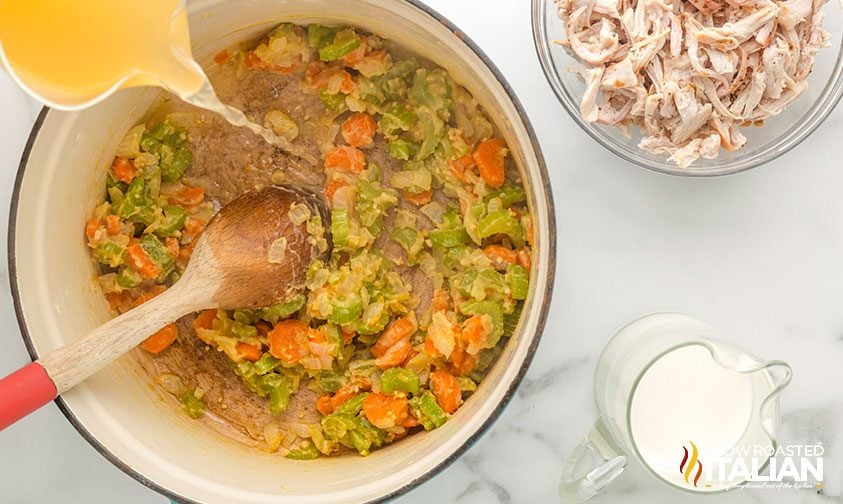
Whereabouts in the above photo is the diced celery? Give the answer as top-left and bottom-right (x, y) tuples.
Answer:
(414, 106), (446, 160)
(319, 371), (345, 393)
(257, 294), (306, 324)
(115, 267), (142, 289)
(231, 321), (258, 339)
(331, 209), (350, 247)
(476, 210), (524, 246)
(380, 367), (420, 395)
(321, 413), (357, 441)
(457, 376), (477, 394)
(286, 440), (320, 460)
(319, 29), (361, 61)
(379, 105), (414, 139)
(348, 416), (385, 455)
(307, 24), (340, 50)
(409, 390), (447, 430)
(156, 205), (187, 237)
(429, 228), (469, 249)
(319, 90), (347, 111)
(180, 389), (206, 419)
(387, 139), (416, 161)
(115, 124), (145, 158)
(159, 144), (192, 182)
(328, 296), (362, 324)
(409, 68), (452, 118)
(466, 268), (507, 301)
(505, 264), (529, 300)
(486, 185), (526, 208)
(390, 227), (424, 258)
(107, 186), (125, 206)
(93, 241), (126, 268)
(335, 393), (367, 416)
(503, 303), (523, 337)
(262, 373), (292, 414)
(387, 58), (419, 80)
(139, 234), (174, 276)
(390, 168), (432, 193)
(254, 354), (282, 374)
(356, 301), (390, 335)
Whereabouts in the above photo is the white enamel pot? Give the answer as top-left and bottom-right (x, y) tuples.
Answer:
(8, 0), (556, 502)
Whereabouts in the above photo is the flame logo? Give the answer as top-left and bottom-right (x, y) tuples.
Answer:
(679, 441), (703, 487)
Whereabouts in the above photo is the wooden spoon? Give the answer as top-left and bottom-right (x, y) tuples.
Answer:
(0, 184), (330, 430)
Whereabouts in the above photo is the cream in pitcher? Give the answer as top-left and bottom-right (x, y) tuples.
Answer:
(560, 313), (792, 501)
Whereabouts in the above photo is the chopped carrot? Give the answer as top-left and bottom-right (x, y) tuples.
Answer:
(324, 145), (366, 173)
(430, 370), (462, 414)
(423, 335), (442, 358)
(516, 249), (531, 271)
(105, 215), (121, 235)
(450, 347), (478, 377)
(85, 217), (101, 241)
(460, 315), (490, 359)
(268, 319), (310, 363)
(141, 323), (178, 354)
(403, 189), (432, 206)
(341, 112), (377, 148)
(449, 153), (476, 184)
(112, 156), (138, 184)
(164, 237), (180, 258)
(213, 49), (230, 65)
(331, 383), (360, 410)
(472, 138), (508, 188)
(432, 289), (451, 312)
(375, 336), (412, 370)
(362, 392), (409, 429)
(371, 316), (418, 358)
(183, 217), (205, 237)
(324, 179), (348, 207)
(342, 40), (368, 64)
(193, 309), (217, 331)
(127, 243), (161, 279)
(236, 342), (263, 362)
(484, 245), (517, 270)
(243, 51), (300, 74)
(168, 186), (205, 206)
(316, 395), (334, 416)
(400, 414), (420, 428)
(306, 63), (355, 93)
(341, 329), (356, 344)
(132, 285), (167, 308)
(107, 291), (131, 312)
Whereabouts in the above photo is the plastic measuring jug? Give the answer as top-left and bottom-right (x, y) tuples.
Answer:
(560, 313), (792, 502)
(0, 0), (287, 148)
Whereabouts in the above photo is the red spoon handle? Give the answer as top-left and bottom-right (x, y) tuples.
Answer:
(0, 362), (57, 430)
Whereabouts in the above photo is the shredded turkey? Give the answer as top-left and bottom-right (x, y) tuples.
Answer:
(554, 0), (832, 168)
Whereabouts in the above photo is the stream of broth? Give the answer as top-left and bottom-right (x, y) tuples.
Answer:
(0, 0), (288, 149)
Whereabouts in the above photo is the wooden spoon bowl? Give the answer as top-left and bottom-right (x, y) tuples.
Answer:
(0, 184), (330, 430)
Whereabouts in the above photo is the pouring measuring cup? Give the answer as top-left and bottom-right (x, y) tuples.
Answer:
(0, 0), (203, 110)
(560, 313), (792, 502)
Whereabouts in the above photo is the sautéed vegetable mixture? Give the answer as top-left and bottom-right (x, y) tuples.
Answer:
(84, 23), (533, 458)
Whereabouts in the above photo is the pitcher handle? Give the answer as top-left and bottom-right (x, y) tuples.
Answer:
(559, 418), (627, 503)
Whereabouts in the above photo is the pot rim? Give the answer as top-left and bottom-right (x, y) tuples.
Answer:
(7, 1), (557, 502)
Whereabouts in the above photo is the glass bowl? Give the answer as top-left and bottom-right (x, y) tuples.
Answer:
(532, 0), (843, 176)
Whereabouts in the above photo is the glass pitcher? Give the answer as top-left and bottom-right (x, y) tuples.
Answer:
(560, 313), (792, 502)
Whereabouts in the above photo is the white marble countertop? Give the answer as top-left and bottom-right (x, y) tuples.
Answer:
(1, 1), (842, 503)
